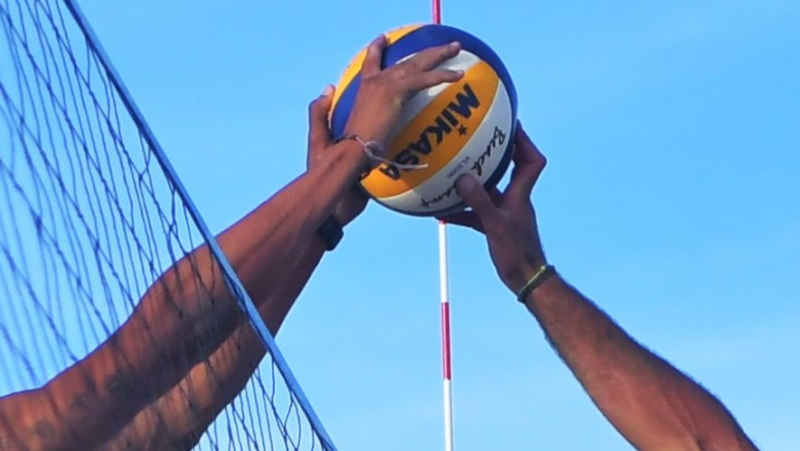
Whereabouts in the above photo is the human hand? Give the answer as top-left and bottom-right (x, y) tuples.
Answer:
(441, 124), (548, 293)
(343, 35), (465, 152)
(307, 86), (368, 225)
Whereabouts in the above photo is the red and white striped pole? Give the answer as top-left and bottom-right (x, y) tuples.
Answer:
(432, 2), (453, 450)
(438, 220), (454, 451)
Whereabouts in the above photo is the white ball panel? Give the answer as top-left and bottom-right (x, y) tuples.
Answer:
(379, 80), (513, 215)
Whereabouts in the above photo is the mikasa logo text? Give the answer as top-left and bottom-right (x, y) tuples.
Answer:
(378, 84), (481, 180)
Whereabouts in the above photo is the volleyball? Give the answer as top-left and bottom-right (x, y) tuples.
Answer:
(330, 24), (518, 216)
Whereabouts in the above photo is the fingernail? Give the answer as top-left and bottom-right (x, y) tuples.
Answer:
(455, 173), (477, 194)
(322, 84), (334, 97)
(449, 41), (461, 48)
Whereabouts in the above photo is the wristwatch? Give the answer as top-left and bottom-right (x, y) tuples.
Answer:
(316, 215), (344, 251)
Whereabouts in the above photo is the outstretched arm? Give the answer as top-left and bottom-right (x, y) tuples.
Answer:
(102, 86), (364, 450)
(444, 124), (756, 450)
(0, 36), (465, 450)
(0, 111), (366, 451)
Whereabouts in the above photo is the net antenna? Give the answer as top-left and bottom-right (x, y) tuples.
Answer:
(431, 3), (455, 451)
(438, 220), (454, 451)
(0, 0), (335, 448)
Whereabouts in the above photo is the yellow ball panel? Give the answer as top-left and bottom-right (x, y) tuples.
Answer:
(360, 60), (500, 199)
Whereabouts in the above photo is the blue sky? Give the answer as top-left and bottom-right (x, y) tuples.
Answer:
(76, 1), (800, 449)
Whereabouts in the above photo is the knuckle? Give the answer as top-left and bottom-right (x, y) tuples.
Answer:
(393, 65), (409, 78)
(372, 80), (390, 94)
(438, 47), (451, 57)
(362, 77), (378, 90)
(434, 71), (451, 82)
(369, 82), (395, 101)
(483, 217), (503, 236)
(415, 47), (433, 58)
(367, 41), (381, 55)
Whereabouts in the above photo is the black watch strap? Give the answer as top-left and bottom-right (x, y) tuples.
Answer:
(316, 215), (344, 251)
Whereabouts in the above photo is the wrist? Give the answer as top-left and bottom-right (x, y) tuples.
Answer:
(332, 199), (366, 227)
(516, 264), (556, 303)
(504, 256), (547, 294)
(343, 113), (388, 147)
(518, 268), (560, 307)
(316, 215), (344, 251)
(328, 139), (371, 180)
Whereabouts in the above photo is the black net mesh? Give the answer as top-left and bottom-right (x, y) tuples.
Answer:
(0, 0), (333, 449)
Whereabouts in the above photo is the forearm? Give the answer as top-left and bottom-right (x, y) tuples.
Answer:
(112, 139), (366, 368)
(102, 230), (329, 449)
(524, 274), (755, 450)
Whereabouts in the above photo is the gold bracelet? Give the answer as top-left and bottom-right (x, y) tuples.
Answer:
(517, 264), (555, 303)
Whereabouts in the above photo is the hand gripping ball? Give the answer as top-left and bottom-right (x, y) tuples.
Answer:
(330, 24), (518, 216)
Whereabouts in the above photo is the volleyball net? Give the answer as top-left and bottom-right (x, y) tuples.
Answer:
(0, 0), (334, 449)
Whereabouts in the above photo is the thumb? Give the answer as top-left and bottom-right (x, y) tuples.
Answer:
(455, 174), (499, 226)
(308, 85), (335, 151)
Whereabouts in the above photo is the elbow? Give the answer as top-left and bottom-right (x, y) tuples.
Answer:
(695, 429), (758, 451)
(655, 418), (757, 451)
(632, 431), (756, 451)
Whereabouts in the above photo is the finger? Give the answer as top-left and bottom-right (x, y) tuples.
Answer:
(455, 173), (500, 226)
(361, 34), (387, 77)
(514, 122), (547, 168)
(307, 85), (335, 154)
(406, 68), (464, 91)
(404, 41), (461, 73)
(488, 187), (503, 207)
(505, 123), (547, 200)
(437, 211), (485, 233)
